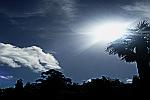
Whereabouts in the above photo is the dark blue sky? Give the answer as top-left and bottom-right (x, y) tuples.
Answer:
(0, 0), (149, 88)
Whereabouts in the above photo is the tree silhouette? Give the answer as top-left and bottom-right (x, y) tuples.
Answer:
(36, 69), (72, 91)
(15, 79), (23, 90)
(106, 20), (150, 86)
(24, 81), (31, 90)
(0, 69), (147, 97)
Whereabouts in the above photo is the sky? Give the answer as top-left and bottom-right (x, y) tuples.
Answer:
(0, 0), (150, 88)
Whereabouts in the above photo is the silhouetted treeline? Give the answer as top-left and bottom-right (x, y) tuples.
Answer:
(0, 69), (147, 98)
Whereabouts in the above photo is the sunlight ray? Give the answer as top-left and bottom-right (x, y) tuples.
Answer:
(72, 40), (99, 58)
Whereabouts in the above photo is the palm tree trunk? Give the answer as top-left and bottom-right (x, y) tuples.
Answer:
(137, 60), (150, 83)
(136, 41), (150, 87)
(136, 60), (150, 93)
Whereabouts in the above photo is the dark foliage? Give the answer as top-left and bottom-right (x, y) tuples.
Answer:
(0, 69), (148, 98)
(106, 21), (150, 62)
(106, 20), (150, 86)
(106, 20), (150, 63)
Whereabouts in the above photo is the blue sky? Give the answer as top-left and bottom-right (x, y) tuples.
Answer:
(0, 0), (149, 87)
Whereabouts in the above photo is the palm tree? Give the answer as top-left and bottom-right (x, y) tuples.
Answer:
(106, 20), (150, 85)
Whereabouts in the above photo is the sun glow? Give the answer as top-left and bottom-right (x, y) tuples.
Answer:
(93, 23), (128, 42)
(72, 22), (129, 56)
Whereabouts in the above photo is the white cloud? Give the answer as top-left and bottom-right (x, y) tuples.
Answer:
(0, 43), (61, 72)
(122, 2), (150, 19)
(126, 78), (132, 83)
(0, 75), (13, 80)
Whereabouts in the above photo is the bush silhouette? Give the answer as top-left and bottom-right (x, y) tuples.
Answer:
(0, 69), (147, 98)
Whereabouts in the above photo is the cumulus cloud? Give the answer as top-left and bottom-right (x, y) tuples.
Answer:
(0, 43), (61, 72)
(122, 1), (150, 19)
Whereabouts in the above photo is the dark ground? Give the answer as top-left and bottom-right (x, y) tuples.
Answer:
(0, 69), (148, 99)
